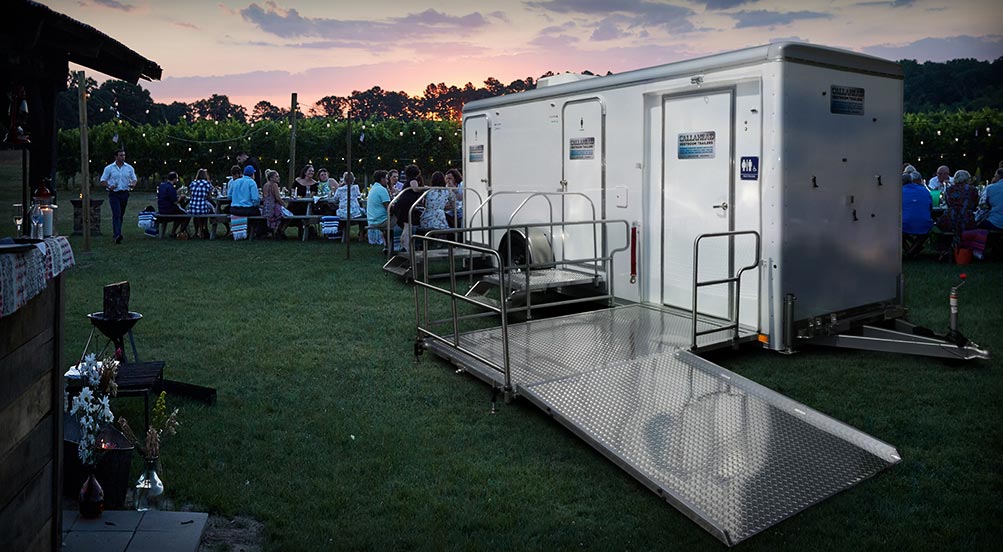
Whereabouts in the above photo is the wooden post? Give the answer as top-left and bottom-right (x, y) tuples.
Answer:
(288, 93), (297, 188)
(77, 71), (91, 252)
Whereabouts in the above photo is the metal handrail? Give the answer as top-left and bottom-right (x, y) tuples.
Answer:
(411, 236), (513, 395)
(690, 230), (761, 349)
(384, 186), (485, 259)
(418, 218), (629, 323)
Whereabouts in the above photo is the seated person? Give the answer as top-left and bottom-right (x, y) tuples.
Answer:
(902, 171), (933, 257)
(420, 170), (453, 232)
(394, 165), (423, 252)
(157, 171), (189, 237)
(229, 165), (264, 237)
(978, 168), (1003, 231)
(333, 171), (366, 242)
(261, 169), (289, 239)
(367, 170), (391, 246)
(187, 168), (215, 238)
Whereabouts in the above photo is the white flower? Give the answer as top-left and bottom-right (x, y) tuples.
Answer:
(99, 396), (113, 421)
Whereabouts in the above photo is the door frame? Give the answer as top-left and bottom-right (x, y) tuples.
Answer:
(462, 113), (491, 228)
(561, 97), (607, 263)
(660, 86), (737, 316)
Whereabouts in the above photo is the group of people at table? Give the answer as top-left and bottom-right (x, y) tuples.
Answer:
(901, 162), (1003, 259)
(156, 155), (464, 245)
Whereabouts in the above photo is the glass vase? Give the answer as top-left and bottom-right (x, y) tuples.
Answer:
(135, 457), (164, 511)
(79, 472), (105, 519)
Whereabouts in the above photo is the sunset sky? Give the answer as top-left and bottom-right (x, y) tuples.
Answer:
(41, 0), (1002, 111)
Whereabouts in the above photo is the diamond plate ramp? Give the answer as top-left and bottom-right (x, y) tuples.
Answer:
(518, 350), (901, 546)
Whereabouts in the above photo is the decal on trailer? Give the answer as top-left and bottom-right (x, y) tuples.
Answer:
(830, 85), (865, 115)
(569, 137), (595, 160)
(740, 156), (759, 180)
(677, 131), (716, 159)
(468, 145), (484, 162)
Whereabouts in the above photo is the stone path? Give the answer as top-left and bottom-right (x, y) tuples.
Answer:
(62, 510), (208, 552)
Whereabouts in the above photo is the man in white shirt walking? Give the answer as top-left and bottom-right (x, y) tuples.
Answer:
(100, 149), (137, 244)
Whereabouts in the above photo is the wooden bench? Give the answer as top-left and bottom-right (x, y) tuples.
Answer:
(233, 215), (321, 241)
(155, 214), (322, 241)
(155, 214), (223, 239)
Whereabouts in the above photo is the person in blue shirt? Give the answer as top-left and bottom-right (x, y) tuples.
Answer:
(367, 170), (392, 246)
(228, 165), (263, 237)
(157, 171), (189, 237)
(902, 171), (933, 258)
(977, 168), (1003, 231)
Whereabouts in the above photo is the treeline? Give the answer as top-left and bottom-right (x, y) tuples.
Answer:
(56, 118), (461, 187)
(903, 108), (1001, 182)
(55, 73), (557, 129)
(56, 108), (1001, 189)
(901, 57), (1003, 113)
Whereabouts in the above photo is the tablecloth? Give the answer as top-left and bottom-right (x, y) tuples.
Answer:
(0, 236), (75, 317)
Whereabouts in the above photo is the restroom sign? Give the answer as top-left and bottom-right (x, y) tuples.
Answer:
(740, 156), (759, 180)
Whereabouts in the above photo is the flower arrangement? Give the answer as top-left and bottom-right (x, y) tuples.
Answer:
(118, 391), (180, 460)
(68, 354), (119, 466)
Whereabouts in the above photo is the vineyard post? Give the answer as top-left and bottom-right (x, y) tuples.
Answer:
(288, 92), (297, 186)
(77, 70), (91, 252)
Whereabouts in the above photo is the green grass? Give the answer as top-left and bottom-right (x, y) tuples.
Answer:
(3, 154), (1001, 550)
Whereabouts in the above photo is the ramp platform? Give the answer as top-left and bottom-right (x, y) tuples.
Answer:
(423, 304), (900, 546)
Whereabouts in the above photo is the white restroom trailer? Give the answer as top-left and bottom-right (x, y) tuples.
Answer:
(462, 42), (907, 353)
(414, 43), (985, 546)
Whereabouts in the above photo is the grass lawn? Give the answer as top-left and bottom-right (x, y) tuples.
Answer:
(3, 154), (1000, 550)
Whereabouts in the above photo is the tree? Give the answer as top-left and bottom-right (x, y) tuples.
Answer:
(187, 94), (247, 123)
(311, 95), (349, 118)
(348, 87), (415, 120)
(251, 100), (286, 122)
(149, 101), (188, 125)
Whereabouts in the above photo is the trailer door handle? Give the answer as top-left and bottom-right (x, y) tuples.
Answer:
(712, 202), (729, 211)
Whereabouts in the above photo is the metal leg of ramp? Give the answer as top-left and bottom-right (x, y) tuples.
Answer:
(421, 305), (901, 546)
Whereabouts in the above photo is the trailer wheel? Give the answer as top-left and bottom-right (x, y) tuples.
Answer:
(498, 229), (554, 268)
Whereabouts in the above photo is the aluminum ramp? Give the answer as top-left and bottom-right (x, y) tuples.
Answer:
(423, 304), (900, 546)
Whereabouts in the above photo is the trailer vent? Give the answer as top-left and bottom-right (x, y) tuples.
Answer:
(537, 73), (597, 88)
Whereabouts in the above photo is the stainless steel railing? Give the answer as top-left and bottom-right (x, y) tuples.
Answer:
(690, 230), (761, 349)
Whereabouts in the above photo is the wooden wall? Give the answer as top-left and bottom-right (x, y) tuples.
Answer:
(0, 276), (64, 552)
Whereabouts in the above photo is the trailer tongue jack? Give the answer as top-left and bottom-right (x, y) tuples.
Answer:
(809, 273), (989, 361)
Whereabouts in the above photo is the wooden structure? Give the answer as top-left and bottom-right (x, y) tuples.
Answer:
(0, 2), (160, 550)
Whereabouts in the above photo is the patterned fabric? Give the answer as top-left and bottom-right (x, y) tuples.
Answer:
(0, 236), (75, 317)
(320, 216), (340, 236)
(368, 228), (385, 245)
(937, 183), (979, 236)
(334, 185), (364, 218)
(138, 211), (156, 229)
(231, 216), (248, 240)
(262, 194), (283, 231)
(420, 188), (451, 230)
(187, 179), (215, 214)
(960, 229), (988, 258)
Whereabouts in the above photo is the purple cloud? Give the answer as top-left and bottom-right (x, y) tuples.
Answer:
(698, 0), (756, 9)
(855, 0), (915, 7)
(91, 0), (135, 11)
(863, 35), (1003, 62)
(591, 17), (630, 41)
(526, 0), (696, 33)
(172, 21), (201, 31)
(240, 3), (490, 40)
(731, 10), (832, 29)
